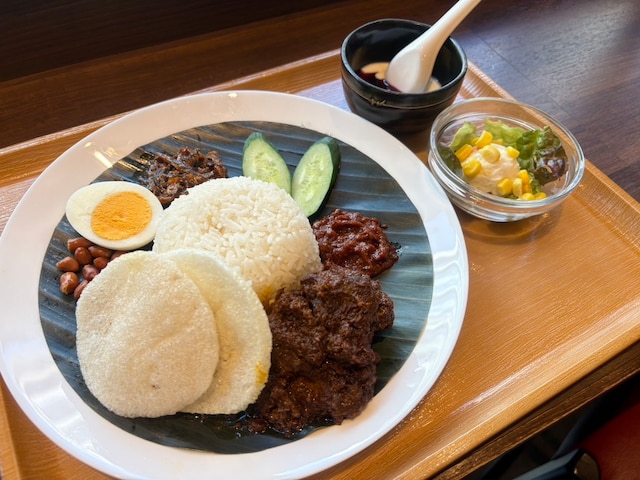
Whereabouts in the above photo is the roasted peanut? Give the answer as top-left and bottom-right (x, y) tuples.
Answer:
(73, 280), (89, 300)
(74, 246), (93, 265)
(56, 256), (80, 272)
(88, 245), (113, 258)
(59, 272), (79, 295)
(67, 237), (92, 252)
(82, 264), (100, 281)
(93, 256), (109, 270)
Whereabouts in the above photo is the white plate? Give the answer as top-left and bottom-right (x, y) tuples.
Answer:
(0, 91), (468, 479)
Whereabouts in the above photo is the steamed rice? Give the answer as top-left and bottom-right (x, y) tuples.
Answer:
(153, 176), (322, 303)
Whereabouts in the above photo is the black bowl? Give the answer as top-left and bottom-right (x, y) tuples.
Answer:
(341, 18), (467, 139)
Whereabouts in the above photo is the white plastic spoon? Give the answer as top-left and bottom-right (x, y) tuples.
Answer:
(385, 0), (481, 93)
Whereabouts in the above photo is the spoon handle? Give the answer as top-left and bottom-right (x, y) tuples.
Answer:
(386, 0), (481, 93)
(415, 0), (482, 54)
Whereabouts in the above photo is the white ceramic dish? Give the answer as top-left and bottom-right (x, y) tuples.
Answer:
(0, 91), (468, 479)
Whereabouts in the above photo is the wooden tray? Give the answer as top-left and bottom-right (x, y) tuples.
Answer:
(1, 50), (639, 480)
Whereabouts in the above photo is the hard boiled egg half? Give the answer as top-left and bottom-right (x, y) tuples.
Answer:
(65, 181), (164, 250)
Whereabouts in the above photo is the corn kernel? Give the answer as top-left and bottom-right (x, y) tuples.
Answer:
(506, 146), (520, 158)
(512, 178), (523, 197)
(461, 159), (482, 178)
(496, 178), (513, 196)
(517, 169), (531, 184)
(521, 192), (535, 201)
(455, 144), (473, 161)
(494, 138), (504, 145)
(475, 130), (493, 148)
(534, 192), (547, 200)
(523, 183), (532, 194)
(479, 145), (500, 163)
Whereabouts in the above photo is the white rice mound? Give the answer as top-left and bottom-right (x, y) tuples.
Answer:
(153, 176), (322, 303)
(164, 249), (272, 414)
(75, 250), (219, 418)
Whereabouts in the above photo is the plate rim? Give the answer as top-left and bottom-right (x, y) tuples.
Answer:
(0, 90), (468, 479)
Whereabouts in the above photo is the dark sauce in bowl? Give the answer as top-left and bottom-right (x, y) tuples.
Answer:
(357, 62), (399, 91)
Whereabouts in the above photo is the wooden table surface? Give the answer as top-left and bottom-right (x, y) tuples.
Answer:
(3, 0), (639, 202)
(1, 1), (640, 479)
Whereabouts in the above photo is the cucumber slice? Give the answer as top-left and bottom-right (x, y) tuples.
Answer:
(242, 132), (291, 193)
(292, 137), (341, 217)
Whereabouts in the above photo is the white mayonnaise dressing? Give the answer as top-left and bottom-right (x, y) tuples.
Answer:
(467, 144), (521, 195)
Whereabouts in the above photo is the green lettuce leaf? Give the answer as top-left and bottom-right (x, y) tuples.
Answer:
(439, 145), (462, 175)
(483, 118), (525, 146)
(450, 122), (477, 152)
(516, 126), (567, 185)
(445, 119), (568, 188)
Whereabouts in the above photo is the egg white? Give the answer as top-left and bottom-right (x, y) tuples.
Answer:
(65, 181), (164, 251)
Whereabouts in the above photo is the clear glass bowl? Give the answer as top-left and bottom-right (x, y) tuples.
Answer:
(428, 98), (585, 222)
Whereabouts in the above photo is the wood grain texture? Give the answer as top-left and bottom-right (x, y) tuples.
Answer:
(0, 380), (21, 480)
(1, 0), (640, 478)
(1, 55), (639, 480)
(456, 0), (640, 206)
(0, 0), (345, 81)
(1, 0), (638, 202)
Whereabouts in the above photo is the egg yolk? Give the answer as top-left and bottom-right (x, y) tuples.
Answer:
(91, 192), (152, 240)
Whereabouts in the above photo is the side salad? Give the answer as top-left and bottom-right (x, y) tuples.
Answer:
(439, 118), (568, 200)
